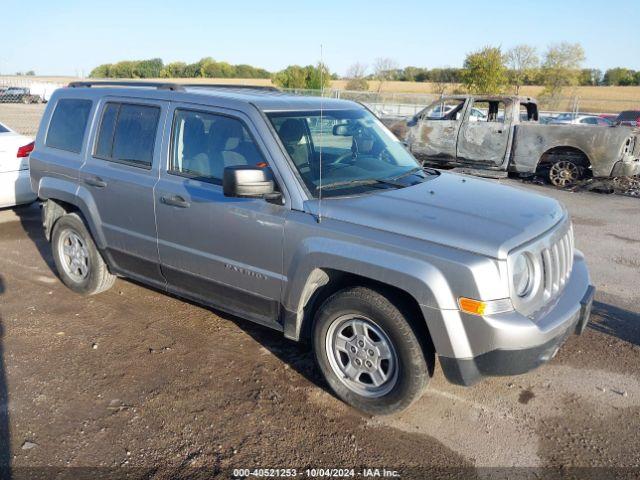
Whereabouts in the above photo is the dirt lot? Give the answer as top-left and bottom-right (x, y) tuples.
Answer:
(0, 182), (638, 479)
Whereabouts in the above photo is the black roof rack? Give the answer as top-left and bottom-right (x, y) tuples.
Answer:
(67, 81), (184, 91)
(185, 84), (280, 92)
(67, 81), (279, 93)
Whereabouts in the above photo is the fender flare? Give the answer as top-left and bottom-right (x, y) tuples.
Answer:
(282, 238), (457, 340)
(38, 177), (107, 249)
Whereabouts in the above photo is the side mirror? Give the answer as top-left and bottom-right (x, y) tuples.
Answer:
(223, 166), (281, 203)
(407, 116), (418, 127)
(332, 124), (352, 136)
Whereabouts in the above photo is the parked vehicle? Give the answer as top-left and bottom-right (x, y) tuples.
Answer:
(29, 82), (594, 414)
(615, 110), (640, 128)
(599, 114), (618, 123)
(548, 114), (613, 126)
(389, 95), (640, 187)
(0, 122), (36, 208)
(0, 87), (43, 104)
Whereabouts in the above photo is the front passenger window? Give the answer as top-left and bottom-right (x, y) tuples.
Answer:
(170, 109), (266, 183)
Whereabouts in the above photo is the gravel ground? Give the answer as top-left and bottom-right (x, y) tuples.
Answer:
(0, 182), (638, 479)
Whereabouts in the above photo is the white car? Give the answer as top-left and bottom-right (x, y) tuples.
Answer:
(0, 122), (36, 208)
(548, 114), (613, 126)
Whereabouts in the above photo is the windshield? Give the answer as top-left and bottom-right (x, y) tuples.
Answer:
(267, 109), (433, 197)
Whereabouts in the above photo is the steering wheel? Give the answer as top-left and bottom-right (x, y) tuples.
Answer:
(332, 151), (356, 166)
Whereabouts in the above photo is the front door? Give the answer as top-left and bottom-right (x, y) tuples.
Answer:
(456, 99), (511, 166)
(79, 98), (168, 284)
(408, 98), (466, 161)
(154, 105), (287, 328)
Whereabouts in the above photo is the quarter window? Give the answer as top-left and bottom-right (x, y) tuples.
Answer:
(170, 109), (265, 183)
(95, 102), (160, 167)
(46, 98), (93, 153)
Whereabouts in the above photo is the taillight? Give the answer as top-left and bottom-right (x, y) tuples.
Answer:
(17, 141), (34, 158)
(636, 117), (640, 127)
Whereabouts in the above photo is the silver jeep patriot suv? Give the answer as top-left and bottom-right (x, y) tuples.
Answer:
(29, 81), (594, 415)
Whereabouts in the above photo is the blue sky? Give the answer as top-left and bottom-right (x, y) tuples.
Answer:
(1, 0), (638, 76)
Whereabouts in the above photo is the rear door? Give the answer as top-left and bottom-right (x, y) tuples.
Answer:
(456, 99), (511, 166)
(79, 98), (168, 284)
(154, 104), (287, 328)
(409, 98), (466, 160)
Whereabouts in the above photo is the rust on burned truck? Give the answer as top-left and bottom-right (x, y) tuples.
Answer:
(389, 95), (640, 187)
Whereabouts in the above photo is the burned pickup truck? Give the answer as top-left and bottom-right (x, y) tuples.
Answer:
(389, 95), (640, 187)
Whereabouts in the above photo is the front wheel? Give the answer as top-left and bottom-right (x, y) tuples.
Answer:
(51, 213), (116, 295)
(313, 287), (433, 415)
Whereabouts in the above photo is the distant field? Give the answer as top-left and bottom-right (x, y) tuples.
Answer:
(1, 76), (639, 112)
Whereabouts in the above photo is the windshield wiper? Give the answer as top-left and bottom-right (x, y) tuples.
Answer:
(387, 166), (439, 182)
(318, 177), (405, 191)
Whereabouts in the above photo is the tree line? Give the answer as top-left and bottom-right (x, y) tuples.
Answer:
(88, 57), (334, 90)
(89, 58), (271, 79)
(87, 49), (640, 96)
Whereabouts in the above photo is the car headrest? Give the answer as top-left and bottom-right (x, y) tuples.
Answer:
(278, 119), (305, 144)
(210, 119), (244, 152)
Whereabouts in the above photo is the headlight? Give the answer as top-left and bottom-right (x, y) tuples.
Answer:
(513, 253), (534, 297)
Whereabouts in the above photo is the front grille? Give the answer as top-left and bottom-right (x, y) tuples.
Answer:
(540, 225), (574, 298)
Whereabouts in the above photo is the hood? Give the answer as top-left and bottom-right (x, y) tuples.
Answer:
(306, 173), (565, 259)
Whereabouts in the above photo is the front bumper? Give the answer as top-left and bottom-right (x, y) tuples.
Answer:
(434, 252), (594, 386)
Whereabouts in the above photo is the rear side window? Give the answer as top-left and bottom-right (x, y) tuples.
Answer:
(95, 102), (160, 168)
(46, 99), (93, 153)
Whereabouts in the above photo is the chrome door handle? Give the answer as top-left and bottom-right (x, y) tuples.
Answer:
(160, 195), (190, 208)
(84, 176), (107, 188)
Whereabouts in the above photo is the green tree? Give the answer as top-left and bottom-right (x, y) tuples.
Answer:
(273, 63), (331, 90)
(603, 67), (636, 86)
(160, 62), (187, 78)
(540, 42), (585, 101)
(272, 65), (308, 88)
(462, 46), (508, 94)
(579, 68), (602, 86)
(89, 63), (112, 78)
(135, 58), (163, 78)
(306, 62), (331, 90)
(505, 45), (539, 94)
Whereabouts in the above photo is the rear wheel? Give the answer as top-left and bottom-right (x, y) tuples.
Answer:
(51, 213), (115, 295)
(313, 287), (433, 415)
(548, 158), (583, 187)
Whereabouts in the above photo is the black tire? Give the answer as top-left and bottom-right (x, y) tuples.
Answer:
(313, 286), (433, 415)
(51, 213), (115, 295)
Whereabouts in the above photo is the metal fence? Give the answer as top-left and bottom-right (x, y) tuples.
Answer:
(1, 77), (638, 138)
